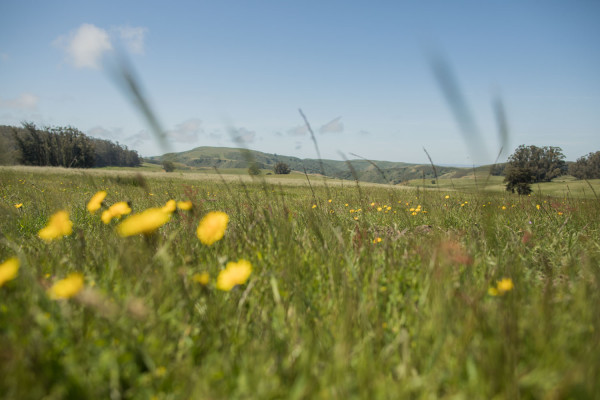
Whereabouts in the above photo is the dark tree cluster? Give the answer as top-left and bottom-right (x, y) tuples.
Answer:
(273, 162), (291, 175)
(504, 145), (567, 195)
(11, 123), (141, 168)
(14, 123), (96, 168)
(92, 138), (141, 167)
(569, 151), (600, 179)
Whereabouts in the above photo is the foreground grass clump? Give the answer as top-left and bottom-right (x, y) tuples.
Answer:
(1, 166), (599, 399)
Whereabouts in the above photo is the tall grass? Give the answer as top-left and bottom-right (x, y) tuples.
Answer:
(1, 166), (599, 399)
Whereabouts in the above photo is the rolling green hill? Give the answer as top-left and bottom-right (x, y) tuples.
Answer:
(146, 146), (504, 184)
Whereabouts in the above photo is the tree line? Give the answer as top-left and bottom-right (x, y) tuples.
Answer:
(0, 123), (141, 168)
(504, 145), (600, 195)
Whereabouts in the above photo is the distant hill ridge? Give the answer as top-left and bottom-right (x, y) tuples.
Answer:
(147, 146), (502, 184)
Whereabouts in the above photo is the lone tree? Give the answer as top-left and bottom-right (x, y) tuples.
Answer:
(504, 145), (566, 194)
(273, 162), (291, 175)
(569, 151), (600, 179)
(248, 163), (261, 176)
(162, 160), (176, 172)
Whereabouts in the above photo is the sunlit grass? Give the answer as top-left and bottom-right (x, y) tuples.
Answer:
(1, 166), (599, 399)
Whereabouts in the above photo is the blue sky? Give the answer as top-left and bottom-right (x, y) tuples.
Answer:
(1, 1), (598, 164)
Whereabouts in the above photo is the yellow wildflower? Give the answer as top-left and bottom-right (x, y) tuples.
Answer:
(87, 191), (107, 213)
(0, 257), (19, 287)
(501, 206), (507, 210)
(162, 199), (177, 213)
(312, 204), (317, 209)
(377, 207), (382, 212)
(445, 195), (450, 199)
(14, 203), (23, 209)
(328, 199), (332, 203)
(48, 273), (84, 299)
(177, 200), (193, 210)
(39, 210), (73, 242)
(192, 272), (210, 285)
(488, 287), (499, 296)
(536, 204), (541, 210)
(497, 278), (514, 293)
(117, 207), (171, 236)
(216, 259), (252, 291)
(101, 202), (132, 224)
(196, 211), (229, 245)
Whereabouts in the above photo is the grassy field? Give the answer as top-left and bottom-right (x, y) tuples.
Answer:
(1, 165), (599, 399)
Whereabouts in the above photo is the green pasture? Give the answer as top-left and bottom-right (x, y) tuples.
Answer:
(1, 166), (599, 399)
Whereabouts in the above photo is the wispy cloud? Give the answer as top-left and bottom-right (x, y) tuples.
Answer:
(287, 124), (309, 136)
(230, 127), (257, 144)
(113, 26), (148, 55)
(0, 93), (39, 110)
(166, 119), (203, 143)
(319, 116), (344, 134)
(125, 129), (152, 147)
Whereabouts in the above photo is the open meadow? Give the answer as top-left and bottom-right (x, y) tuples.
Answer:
(1, 165), (599, 399)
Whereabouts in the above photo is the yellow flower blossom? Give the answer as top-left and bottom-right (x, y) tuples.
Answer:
(497, 278), (514, 293)
(536, 204), (541, 210)
(216, 259), (252, 291)
(162, 199), (177, 213)
(196, 211), (229, 245)
(328, 199), (332, 203)
(312, 204), (317, 209)
(39, 210), (73, 242)
(87, 191), (107, 213)
(0, 257), (19, 287)
(14, 203), (23, 209)
(192, 272), (210, 285)
(177, 200), (193, 210)
(377, 207), (382, 212)
(445, 195), (450, 199)
(489, 277), (514, 296)
(48, 273), (84, 299)
(117, 207), (172, 236)
(101, 202), (132, 224)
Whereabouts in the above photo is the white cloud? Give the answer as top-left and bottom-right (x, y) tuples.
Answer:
(54, 23), (149, 69)
(167, 119), (203, 143)
(113, 26), (148, 55)
(319, 116), (344, 134)
(54, 23), (113, 69)
(0, 93), (39, 109)
(287, 124), (309, 136)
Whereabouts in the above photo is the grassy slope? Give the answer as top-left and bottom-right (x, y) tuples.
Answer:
(1, 166), (599, 399)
